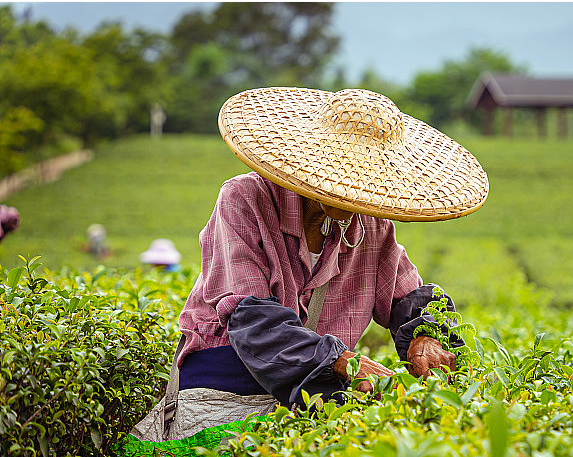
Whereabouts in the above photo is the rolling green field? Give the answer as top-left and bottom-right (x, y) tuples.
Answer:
(1, 133), (572, 308)
(0, 134), (251, 269)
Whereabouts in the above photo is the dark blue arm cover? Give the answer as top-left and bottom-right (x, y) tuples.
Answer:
(227, 296), (349, 407)
(390, 284), (465, 362)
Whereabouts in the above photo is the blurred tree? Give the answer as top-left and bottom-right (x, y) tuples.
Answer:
(408, 48), (527, 128)
(0, 5), (15, 40)
(167, 2), (340, 132)
(172, 2), (338, 86)
(0, 107), (44, 176)
(356, 68), (402, 101)
(321, 67), (347, 93)
(0, 3), (344, 170)
(0, 36), (111, 154)
(0, 5), (54, 46)
(166, 42), (233, 133)
(81, 23), (172, 137)
(170, 10), (212, 65)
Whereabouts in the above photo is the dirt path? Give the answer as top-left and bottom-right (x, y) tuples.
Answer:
(0, 150), (93, 202)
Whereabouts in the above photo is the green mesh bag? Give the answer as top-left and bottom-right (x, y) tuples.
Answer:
(117, 414), (271, 457)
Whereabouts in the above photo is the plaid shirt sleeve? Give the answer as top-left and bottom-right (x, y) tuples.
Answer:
(178, 178), (275, 359)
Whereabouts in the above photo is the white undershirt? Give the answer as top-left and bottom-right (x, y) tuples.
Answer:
(309, 251), (322, 272)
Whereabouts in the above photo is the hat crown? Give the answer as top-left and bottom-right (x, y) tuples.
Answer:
(316, 89), (404, 148)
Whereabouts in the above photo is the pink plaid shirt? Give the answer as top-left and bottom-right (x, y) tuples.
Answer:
(178, 172), (422, 366)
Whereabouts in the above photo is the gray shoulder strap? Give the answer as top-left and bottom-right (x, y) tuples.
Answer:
(163, 334), (186, 439)
(304, 280), (329, 332)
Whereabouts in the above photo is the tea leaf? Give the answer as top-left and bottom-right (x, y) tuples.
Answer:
(90, 425), (102, 449)
(328, 403), (357, 421)
(273, 406), (290, 424)
(116, 347), (129, 359)
(534, 332), (546, 349)
(301, 389), (310, 407)
(461, 381), (482, 406)
(433, 390), (463, 407)
(8, 267), (23, 289)
(486, 400), (508, 457)
(493, 367), (510, 388)
(487, 338), (513, 366)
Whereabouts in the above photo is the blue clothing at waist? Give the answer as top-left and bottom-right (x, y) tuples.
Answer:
(179, 344), (268, 396)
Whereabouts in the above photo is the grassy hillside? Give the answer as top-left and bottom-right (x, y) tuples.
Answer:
(1, 134), (572, 307)
(394, 137), (573, 307)
(0, 134), (250, 270)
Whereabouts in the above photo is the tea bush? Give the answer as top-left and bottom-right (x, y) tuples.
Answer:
(3, 255), (572, 456)
(198, 281), (573, 457)
(0, 257), (196, 456)
(205, 333), (573, 457)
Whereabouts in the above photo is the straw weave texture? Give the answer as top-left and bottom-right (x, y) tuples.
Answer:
(219, 87), (489, 221)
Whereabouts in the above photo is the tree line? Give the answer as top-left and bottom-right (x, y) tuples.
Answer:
(0, 3), (524, 177)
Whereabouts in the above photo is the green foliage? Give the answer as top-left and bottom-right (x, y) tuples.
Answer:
(166, 43), (234, 134)
(0, 35), (109, 145)
(0, 5), (170, 176)
(412, 286), (479, 369)
(2, 255), (572, 455)
(170, 2), (338, 86)
(408, 47), (527, 128)
(213, 324), (573, 456)
(0, 107), (44, 176)
(190, 278), (573, 457)
(2, 2), (561, 181)
(80, 23), (171, 138)
(166, 2), (339, 134)
(0, 256), (195, 456)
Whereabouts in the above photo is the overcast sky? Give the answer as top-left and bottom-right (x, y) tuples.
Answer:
(8, 2), (573, 85)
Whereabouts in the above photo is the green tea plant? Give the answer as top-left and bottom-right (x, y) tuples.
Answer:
(0, 256), (195, 456)
(204, 332), (573, 457)
(198, 283), (573, 457)
(3, 256), (573, 456)
(412, 285), (480, 370)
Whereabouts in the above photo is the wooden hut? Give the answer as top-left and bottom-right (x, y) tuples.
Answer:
(467, 73), (573, 137)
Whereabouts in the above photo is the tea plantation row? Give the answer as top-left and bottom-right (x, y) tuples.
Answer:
(1, 256), (571, 456)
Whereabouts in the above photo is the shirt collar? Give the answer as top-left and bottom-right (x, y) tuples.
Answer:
(277, 184), (356, 254)
(276, 182), (363, 287)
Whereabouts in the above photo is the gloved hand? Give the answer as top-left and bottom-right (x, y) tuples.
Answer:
(407, 336), (456, 379)
(333, 350), (394, 394)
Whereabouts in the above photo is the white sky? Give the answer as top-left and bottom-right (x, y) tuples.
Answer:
(7, 1), (573, 85)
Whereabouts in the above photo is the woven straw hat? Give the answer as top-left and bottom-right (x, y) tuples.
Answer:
(218, 87), (488, 221)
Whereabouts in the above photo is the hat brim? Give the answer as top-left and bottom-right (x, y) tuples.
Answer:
(219, 87), (488, 222)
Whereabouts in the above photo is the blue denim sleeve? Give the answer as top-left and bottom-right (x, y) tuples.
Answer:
(389, 284), (465, 361)
(227, 296), (349, 407)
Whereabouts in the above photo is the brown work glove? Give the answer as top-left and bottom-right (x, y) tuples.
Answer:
(407, 336), (456, 379)
(333, 350), (394, 394)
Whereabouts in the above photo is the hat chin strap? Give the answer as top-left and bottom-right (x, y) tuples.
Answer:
(320, 213), (365, 248)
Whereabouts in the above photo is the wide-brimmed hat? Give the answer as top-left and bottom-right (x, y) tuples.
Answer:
(140, 239), (182, 265)
(218, 87), (489, 221)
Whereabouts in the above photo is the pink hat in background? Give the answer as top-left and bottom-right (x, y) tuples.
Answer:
(140, 239), (182, 265)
